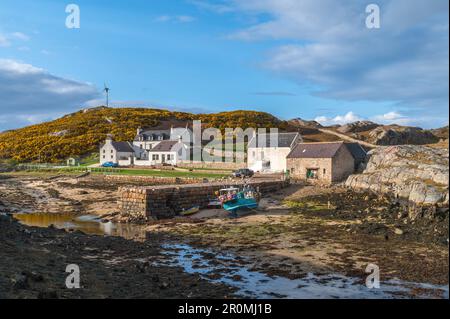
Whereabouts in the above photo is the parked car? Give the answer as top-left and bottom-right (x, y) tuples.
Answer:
(232, 168), (254, 178)
(101, 162), (118, 168)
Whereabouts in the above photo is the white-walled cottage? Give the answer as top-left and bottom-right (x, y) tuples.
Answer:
(100, 135), (143, 166)
(247, 132), (302, 173)
(100, 125), (192, 167)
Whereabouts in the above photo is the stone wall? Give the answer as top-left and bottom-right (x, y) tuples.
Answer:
(287, 158), (332, 184)
(331, 146), (356, 183)
(118, 179), (288, 222)
(176, 161), (243, 170)
(103, 174), (211, 185)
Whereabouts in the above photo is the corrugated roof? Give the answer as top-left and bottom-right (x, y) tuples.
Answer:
(248, 133), (299, 148)
(149, 141), (180, 152)
(287, 142), (344, 159)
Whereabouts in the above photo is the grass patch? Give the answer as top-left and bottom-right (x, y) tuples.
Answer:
(284, 200), (334, 211)
(98, 168), (228, 179)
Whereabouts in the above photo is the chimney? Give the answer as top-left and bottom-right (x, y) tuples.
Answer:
(105, 134), (113, 144)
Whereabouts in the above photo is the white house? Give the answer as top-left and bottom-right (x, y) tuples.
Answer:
(133, 127), (171, 151)
(100, 135), (143, 166)
(100, 126), (192, 167)
(247, 132), (302, 172)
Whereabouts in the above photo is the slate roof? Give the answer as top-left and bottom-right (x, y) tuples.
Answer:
(149, 141), (180, 152)
(135, 132), (171, 141)
(248, 133), (299, 148)
(287, 142), (343, 159)
(287, 142), (367, 160)
(345, 143), (367, 161)
(111, 142), (135, 153)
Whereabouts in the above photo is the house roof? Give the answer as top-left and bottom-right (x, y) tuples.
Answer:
(287, 142), (367, 160)
(149, 140), (180, 152)
(248, 133), (299, 148)
(287, 142), (344, 159)
(345, 143), (367, 161)
(111, 141), (135, 153)
(135, 131), (171, 141)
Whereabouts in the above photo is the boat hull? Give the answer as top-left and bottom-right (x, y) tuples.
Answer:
(223, 198), (258, 211)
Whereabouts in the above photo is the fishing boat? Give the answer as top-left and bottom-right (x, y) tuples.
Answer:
(180, 206), (200, 216)
(217, 186), (260, 213)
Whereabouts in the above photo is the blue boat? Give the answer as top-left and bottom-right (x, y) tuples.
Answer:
(218, 187), (260, 213)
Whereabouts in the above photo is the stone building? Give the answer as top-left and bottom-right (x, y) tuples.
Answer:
(286, 142), (367, 184)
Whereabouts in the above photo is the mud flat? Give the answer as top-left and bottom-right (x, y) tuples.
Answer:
(1, 173), (448, 298)
(146, 185), (449, 297)
(0, 213), (236, 299)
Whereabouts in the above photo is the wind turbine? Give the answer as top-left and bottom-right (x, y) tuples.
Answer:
(103, 83), (110, 107)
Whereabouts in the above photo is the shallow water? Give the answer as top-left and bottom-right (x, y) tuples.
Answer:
(13, 212), (147, 240)
(14, 212), (449, 299)
(158, 244), (449, 299)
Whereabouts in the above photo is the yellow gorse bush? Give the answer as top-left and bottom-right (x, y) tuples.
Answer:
(0, 107), (283, 163)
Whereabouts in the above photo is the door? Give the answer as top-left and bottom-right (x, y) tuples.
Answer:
(162, 154), (166, 163)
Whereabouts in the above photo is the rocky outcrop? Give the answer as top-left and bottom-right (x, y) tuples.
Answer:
(346, 145), (449, 205)
(289, 118), (323, 128)
(367, 126), (439, 145)
(337, 121), (379, 134)
(430, 126), (449, 140)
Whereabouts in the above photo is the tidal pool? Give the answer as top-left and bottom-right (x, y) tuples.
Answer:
(14, 212), (449, 299)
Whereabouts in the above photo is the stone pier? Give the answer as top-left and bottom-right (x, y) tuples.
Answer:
(118, 179), (288, 221)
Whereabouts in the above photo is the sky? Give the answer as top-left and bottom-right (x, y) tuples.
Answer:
(0, 0), (448, 131)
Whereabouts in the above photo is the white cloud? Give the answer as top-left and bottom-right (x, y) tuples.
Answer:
(0, 31), (30, 47)
(0, 33), (10, 47)
(11, 32), (30, 41)
(188, 0), (234, 14)
(315, 112), (364, 126)
(0, 59), (100, 130)
(314, 110), (433, 127)
(206, 0), (449, 126)
(154, 15), (196, 23)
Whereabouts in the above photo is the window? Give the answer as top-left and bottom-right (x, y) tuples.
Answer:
(103, 150), (105, 153)
(111, 150), (113, 153)
(103, 155), (105, 159)
(306, 169), (319, 179)
(323, 168), (326, 175)
(111, 155), (113, 159)
(167, 154), (171, 160)
(152, 154), (159, 161)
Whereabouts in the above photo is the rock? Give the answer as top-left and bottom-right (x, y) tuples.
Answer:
(394, 228), (404, 235)
(22, 270), (44, 282)
(346, 145), (449, 206)
(337, 121), (379, 134)
(367, 126), (439, 146)
(289, 118), (323, 128)
(11, 274), (29, 289)
(37, 290), (58, 299)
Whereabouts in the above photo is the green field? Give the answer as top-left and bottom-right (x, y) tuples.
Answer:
(4, 166), (229, 179)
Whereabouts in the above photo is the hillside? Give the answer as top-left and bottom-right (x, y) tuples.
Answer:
(0, 107), (284, 163)
(326, 122), (442, 146)
(0, 106), (446, 163)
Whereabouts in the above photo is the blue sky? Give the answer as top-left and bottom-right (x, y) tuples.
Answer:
(0, 0), (448, 130)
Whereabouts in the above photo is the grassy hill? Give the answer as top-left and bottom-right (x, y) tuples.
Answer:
(0, 107), (285, 163)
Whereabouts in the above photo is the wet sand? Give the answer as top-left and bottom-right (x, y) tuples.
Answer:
(1, 173), (448, 298)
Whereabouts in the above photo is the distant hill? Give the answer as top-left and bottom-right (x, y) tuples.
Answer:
(0, 106), (446, 163)
(326, 122), (442, 146)
(0, 107), (284, 163)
